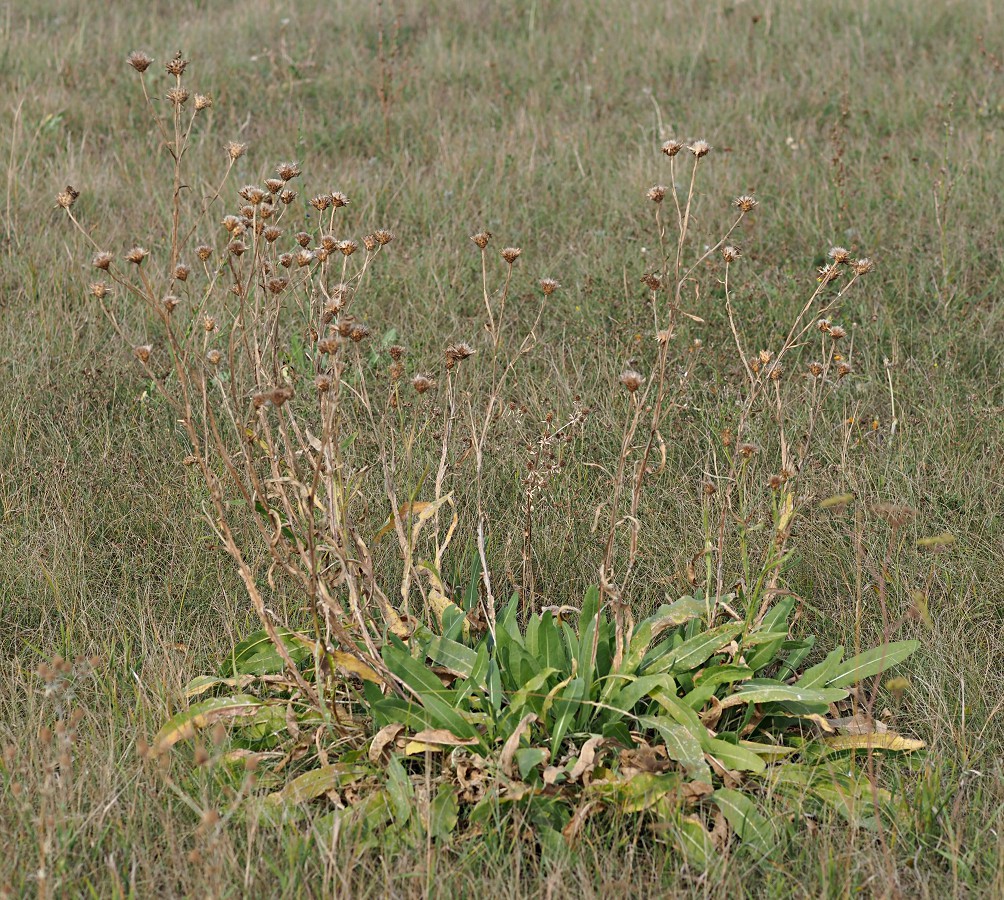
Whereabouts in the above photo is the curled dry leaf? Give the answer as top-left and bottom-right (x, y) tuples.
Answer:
(369, 723), (405, 764)
(500, 713), (538, 779)
(568, 735), (606, 784)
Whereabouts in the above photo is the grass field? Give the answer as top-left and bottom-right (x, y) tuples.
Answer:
(2, 0), (1004, 896)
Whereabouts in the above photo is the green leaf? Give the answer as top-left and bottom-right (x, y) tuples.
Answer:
(153, 695), (263, 752)
(550, 677), (586, 757)
(827, 641), (920, 687)
(730, 682), (847, 706)
(424, 635), (478, 682)
(646, 623), (745, 675)
(427, 784), (459, 840)
(638, 715), (706, 777)
(682, 665), (754, 710)
(712, 788), (776, 855)
(386, 755), (414, 825)
(383, 644), (456, 702)
(796, 647), (845, 688)
(705, 738), (767, 773)
(677, 815), (714, 867)
(514, 746), (550, 780)
(224, 628), (311, 676)
(537, 612), (568, 675)
(265, 764), (361, 807)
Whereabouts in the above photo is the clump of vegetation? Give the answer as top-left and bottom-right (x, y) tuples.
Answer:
(58, 49), (927, 864)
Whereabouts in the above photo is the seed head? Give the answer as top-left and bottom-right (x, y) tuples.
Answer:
(275, 161), (301, 182)
(646, 185), (667, 203)
(56, 185), (80, 209)
(411, 373), (435, 394)
(279, 189), (297, 205)
(828, 325), (847, 340)
(196, 245), (213, 261)
(330, 191), (350, 208)
(310, 194), (331, 211)
(837, 361), (852, 378)
(134, 344), (152, 363)
(501, 246), (521, 264)
(362, 234), (377, 252)
(239, 185), (266, 205)
(808, 361), (824, 377)
(291, 231), (309, 248)
(206, 349), (222, 366)
(758, 349), (773, 365)
(203, 315), (217, 333)
(739, 442), (758, 458)
(767, 361), (784, 381)
(722, 245), (741, 263)
(194, 93), (213, 111)
(373, 229), (394, 246)
(226, 141), (248, 162)
(339, 240), (358, 256)
(817, 263), (841, 283)
(270, 386), (295, 407)
(162, 294), (180, 314)
(125, 246), (149, 265)
(661, 139), (685, 157)
(92, 252), (113, 270)
(221, 215), (240, 233)
(264, 178), (283, 195)
(315, 374), (332, 393)
(539, 278), (560, 296)
(278, 252), (293, 268)
(828, 246), (851, 265)
(852, 257), (874, 276)
(817, 318), (831, 333)
(263, 226), (281, 243)
(165, 52), (188, 76)
(228, 240), (246, 257)
(89, 281), (109, 299)
(641, 273), (662, 291)
(445, 342), (475, 368)
(389, 344), (405, 361)
(166, 86), (189, 106)
(470, 231), (491, 250)
(173, 263), (190, 281)
(702, 480), (717, 496)
(768, 474), (783, 491)
(871, 501), (916, 527)
(349, 324), (370, 343)
(127, 51), (153, 73)
(734, 195), (758, 212)
(295, 249), (314, 267)
(688, 140), (712, 158)
(267, 277), (288, 294)
(619, 369), (645, 393)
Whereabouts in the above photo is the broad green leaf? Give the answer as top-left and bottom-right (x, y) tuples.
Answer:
(427, 784), (459, 840)
(682, 665), (754, 710)
(501, 668), (557, 730)
(386, 755), (414, 824)
(759, 595), (796, 633)
(638, 715), (706, 777)
(677, 815), (714, 867)
(550, 677), (586, 757)
(713, 788), (776, 855)
(514, 746), (550, 780)
(424, 635), (478, 681)
(827, 641), (920, 687)
(745, 634), (787, 672)
(383, 644), (454, 701)
(537, 612), (568, 674)
(184, 674), (254, 699)
(796, 647), (845, 688)
(264, 764), (360, 807)
(722, 683), (847, 708)
(646, 622), (744, 675)
(153, 695), (263, 752)
(705, 738), (766, 773)
(224, 628), (311, 676)
(601, 673), (674, 721)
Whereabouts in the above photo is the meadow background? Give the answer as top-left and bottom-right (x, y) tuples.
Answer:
(2, 0), (1003, 896)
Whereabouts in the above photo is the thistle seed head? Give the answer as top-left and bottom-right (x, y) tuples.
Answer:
(267, 277), (288, 294)
(89, 281), (109, 299)
(373, 229), (394, 246)
(127, 51), (153, 73)
(661, 139), (685, 157)
(92, 252), (113, 270)
(310, 194), (332, 211)
(275, 161), (301, 182)
(125, 246), (149, 265)
(295, 249), (314, 267)
(470, 231), (491, 249)
(264, 178), (283, 194)
(828, 325), (847, 340)
(445, 342), (475, 368)
(238, 185), (266, 205)
(263, 226), (281, 243)
(837, 361), (852, 378)
(228, 240), (246, 257)
(173, 263), (190, 281)
(411, 373), (435, 394)
(279, 189), (297, 205)
(619, 369), (645, 393)
(194, 93), (213, 111)
(817, 263), (841, 283)
(362, 234), (377, 252)
(226, 141), (248, 161)
(646, 185), (667, 203)
(206, 349), (222, 366)
(389, 344), (406, 361)
(722, 245), (741, 262)
(852, 257), (874, 275)
(339, 240), (358, 257)
(134, 344), (152, 363)
(56, 185), (80, 209)
(162, 294), (180, 314)
(734, 195), (758, 212)
(539, 277), (560, 296)
(315, 374), (332, 393)
(349, 324), (370, 343)
(641, 273), (662, 291)
(828, 246), (851, 265)
(166, 86), (189, 106)
(165, 52), (188, 76)
(501, 246), (521, 264)
(196, 245), (213, 261)
(330, 191), (350, 208)
(688, 140), (712, 158)
(808, 361), (824, 377)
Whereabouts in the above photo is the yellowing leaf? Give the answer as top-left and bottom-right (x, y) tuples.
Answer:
(327, 650), (384, 684)
(821, 732), (925, 753)
(152, 695), (263, 753)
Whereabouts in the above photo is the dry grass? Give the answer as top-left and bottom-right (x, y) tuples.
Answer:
(2, 0), (1004, 896)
